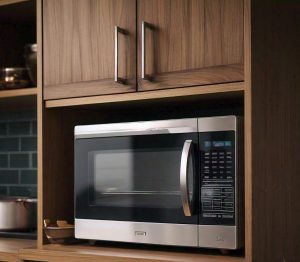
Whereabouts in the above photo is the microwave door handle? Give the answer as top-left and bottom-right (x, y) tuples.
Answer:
(180, 140), (194, 217)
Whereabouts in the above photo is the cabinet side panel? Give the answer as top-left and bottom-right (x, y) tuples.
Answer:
(251, 1), (300, 261)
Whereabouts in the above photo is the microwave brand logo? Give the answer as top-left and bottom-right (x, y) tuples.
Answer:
(217, 236), (224, 242)
(135, 231), (147, 236)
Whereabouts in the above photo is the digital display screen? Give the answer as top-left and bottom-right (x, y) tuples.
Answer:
(204, 141), (212, 148)
(204, 141), (232, 148)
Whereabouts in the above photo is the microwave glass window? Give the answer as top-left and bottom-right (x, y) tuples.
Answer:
(89, 147), (184, 209)
(75, 132), (198, 224)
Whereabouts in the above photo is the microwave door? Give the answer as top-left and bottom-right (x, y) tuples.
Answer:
(75, 121), (199, 246)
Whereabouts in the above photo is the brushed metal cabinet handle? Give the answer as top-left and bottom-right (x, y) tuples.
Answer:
(141, 21), (153, 80)
(180, 140), (194, 216)
(114, 26), (127, 84)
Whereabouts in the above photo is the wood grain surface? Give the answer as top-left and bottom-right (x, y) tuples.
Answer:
(37, 0), (43, 248)
(0, 87), (37, 98)
(0, 238), (35, 262)
(137, 0), (244, 90)
(0, 88), (37, 111)
(43, 79), (136, 100)
(45, 82), (244, 108)
(139, 64), (244, 91)
(43, 0), (136, 99)
(19, 244), (245, 262)
(243, 0), (252, 261)
(0, 0), (28, 6)
(249, 1), (300, 261)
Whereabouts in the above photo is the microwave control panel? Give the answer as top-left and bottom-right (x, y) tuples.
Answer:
(199, 131), (236, 225)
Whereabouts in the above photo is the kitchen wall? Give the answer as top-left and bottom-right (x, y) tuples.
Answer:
(0, 110), (37, 197)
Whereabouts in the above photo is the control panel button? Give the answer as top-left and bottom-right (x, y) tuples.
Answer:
(222, 203), (234, 208)
(222, 207), (234, 212)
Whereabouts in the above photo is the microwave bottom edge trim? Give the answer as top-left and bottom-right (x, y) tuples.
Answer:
(75, 219), (239, 249)
(198, 224), (239, 250)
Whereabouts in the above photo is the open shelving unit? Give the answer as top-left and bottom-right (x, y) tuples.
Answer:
(37, 96), (245, 262)
(0, 0), (37, 111)
(0, 0), (38, 257)
(0, 0), (298, 261)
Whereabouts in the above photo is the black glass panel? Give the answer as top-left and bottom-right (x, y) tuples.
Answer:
(75, 133), (198, 224)
(90, 148), (183, 208)
(199, 131), (236, 226)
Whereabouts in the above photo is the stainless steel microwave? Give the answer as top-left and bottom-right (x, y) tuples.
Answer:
(74, 115), (244, 250)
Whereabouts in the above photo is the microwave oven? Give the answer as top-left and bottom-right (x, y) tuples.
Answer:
(74, 115), (244, 249)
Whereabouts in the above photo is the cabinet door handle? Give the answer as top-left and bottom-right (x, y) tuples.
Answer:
(141, 21), (153, 80)
(114, 26), (127, 84)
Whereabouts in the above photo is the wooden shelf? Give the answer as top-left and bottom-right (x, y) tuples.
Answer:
(0, 238), (36, 261)
(0, 0), (29, 7)
(19, 244), (245, 262)
(0, 87), (37, 111)
(0, 87), (37, 99)
(45, 82), (244, 108)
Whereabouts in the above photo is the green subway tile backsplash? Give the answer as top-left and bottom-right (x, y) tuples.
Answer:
(0, 186), (7, 196)
(0, 154), (8, 168)
(0, 123), (7, 135)
(0, 110), (37, 197)
(10, 154), (30, 168)
(0, 138), (19, 151)
(21, 170), (37, 184)
(21, 137), (37, 151)
(9, 122), (31, 135)
(32, 121), (37, 135)
(9, 186), (37, 198)
(32, 153), (37, 168)
(0, 170), (19, 184)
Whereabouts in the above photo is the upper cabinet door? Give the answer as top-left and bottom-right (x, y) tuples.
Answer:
(137, 0), (244, 91)
(43, 0), (136, 100)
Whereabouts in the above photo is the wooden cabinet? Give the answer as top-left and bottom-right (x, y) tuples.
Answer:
(43, 0), (244, 100)
(137, 0), (244, 91)
(43, 0), (136, 100)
